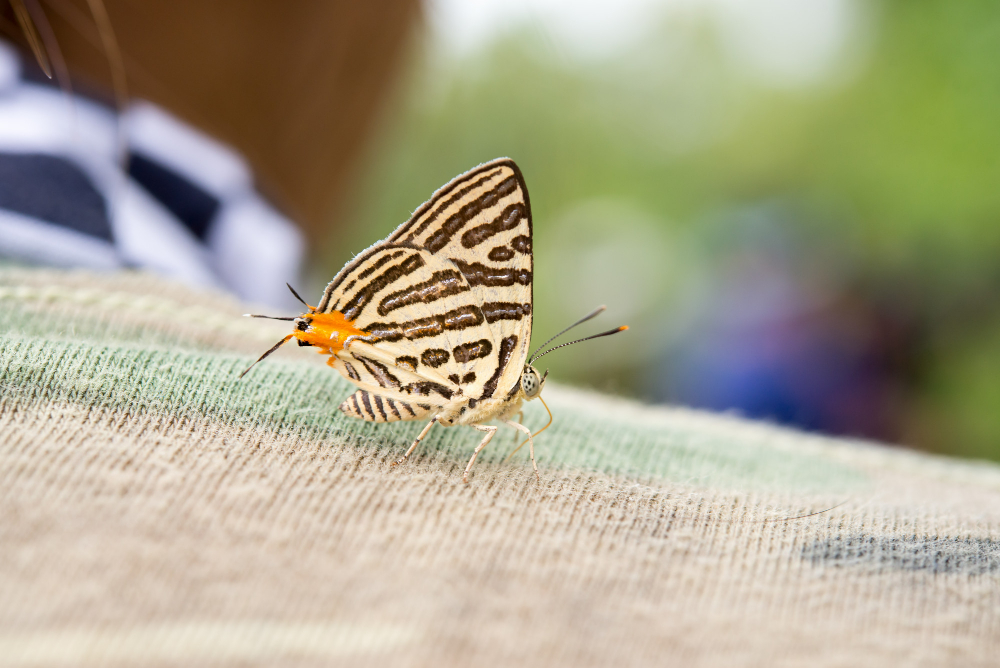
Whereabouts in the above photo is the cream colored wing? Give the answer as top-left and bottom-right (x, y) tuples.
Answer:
(319, 159), (534, 411)
(320, 245), (530, 421)
(396, 158), (532, 401)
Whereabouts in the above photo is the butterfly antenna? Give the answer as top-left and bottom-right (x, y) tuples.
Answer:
(239, 334), (294, 379)
(528, 305), (607, 362)
(243, 314), (296, 321)
(286, 283), (314, 311)
(530, 325), (628, 364)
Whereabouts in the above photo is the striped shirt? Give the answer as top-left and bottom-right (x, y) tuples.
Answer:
(0, 40), (303, 309)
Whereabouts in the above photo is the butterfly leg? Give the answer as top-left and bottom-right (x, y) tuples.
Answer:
(462, 424), (498, 484)
(504, 420), (540, 482)
(391, 417), (438, 467)
(512, 411), (523, 448)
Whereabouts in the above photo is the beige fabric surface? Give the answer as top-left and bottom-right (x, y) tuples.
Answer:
(2, 266), (1000, 667)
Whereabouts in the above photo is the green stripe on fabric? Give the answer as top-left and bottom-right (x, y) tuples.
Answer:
(0, 300), (223, 352)
(0, 279), (272, 352)
(0, 334), (866, 492)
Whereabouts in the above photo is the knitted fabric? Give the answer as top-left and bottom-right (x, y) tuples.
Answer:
(1, 265), (999, 667)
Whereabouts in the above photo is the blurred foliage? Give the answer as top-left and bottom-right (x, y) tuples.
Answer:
(320, 0), (1000, 462)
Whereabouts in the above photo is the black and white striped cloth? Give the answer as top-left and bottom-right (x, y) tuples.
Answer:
(0, 40), (303, 309)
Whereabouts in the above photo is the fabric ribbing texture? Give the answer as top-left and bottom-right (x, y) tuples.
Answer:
(1, 265), (999, 667)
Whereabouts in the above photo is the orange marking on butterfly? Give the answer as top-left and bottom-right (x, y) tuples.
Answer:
(293, 311), (365, 354)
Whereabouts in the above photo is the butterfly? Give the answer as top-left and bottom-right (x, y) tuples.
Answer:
(242, 158), (627, 482)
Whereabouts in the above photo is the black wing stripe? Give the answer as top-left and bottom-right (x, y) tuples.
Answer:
(488, 246), (515, 261)
(341, 254), (425, 321)
(453, 339), (492, 363)
(450, 259), (531, 288)
(395, 356), (418, 371)
(343, 361), (361, 382)
(357, 356), (400, 389)
(423, 176), (519, 254)
(319, 244), (417, 312)
(404, 169), (503, 241)
(386, 397), (402, 420)
(357, 250), (405, 280)
(364, 305), (485, 343)
(360, 390), (375, 420)
(481, 302), (531, 323)
(510, 235), (531, 254)
(373, 394), (388, 421)
(480, 335), (518, 400)
(460, 202), (525, 249)
(351, 393), (362, 417)
(506, 382), (521, 400)
(420, 348), (450, 368)
(402, 381), (454, 400)
(377, 269), (469, 317)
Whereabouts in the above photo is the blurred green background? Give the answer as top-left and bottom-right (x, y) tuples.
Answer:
(318, 0), (1000, 462)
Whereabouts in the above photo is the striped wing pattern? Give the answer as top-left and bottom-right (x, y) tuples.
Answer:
(339, 389), (434, 423)
(320, 159), (533, 422)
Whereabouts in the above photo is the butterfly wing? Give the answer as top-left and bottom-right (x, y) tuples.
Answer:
(391, 158), (532, 402)
(320, 245), (499, 418)
(319, 159), (534, 419)
(339, 388), (434, 423)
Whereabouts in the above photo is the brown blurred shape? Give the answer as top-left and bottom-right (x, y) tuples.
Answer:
(0, 0), (421, 249)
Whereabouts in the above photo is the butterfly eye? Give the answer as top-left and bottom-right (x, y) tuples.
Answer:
(522, 368), (542, 397)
